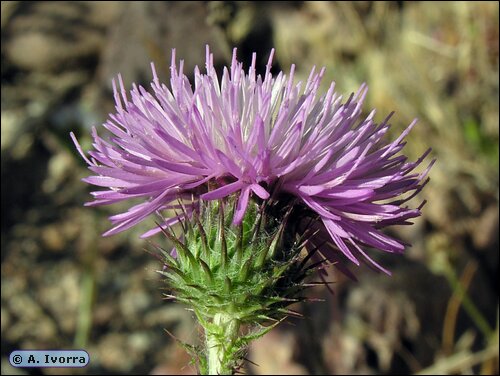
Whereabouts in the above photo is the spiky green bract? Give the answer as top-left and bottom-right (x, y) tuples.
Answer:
(156, 198), (319, 374)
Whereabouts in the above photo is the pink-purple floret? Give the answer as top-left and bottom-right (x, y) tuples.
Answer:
(71, 46), (434, 273)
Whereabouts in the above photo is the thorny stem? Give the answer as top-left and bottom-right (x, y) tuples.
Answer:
(205, 313), (240, 375)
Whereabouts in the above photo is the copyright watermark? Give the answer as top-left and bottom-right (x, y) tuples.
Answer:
(9, 350), (89, 368)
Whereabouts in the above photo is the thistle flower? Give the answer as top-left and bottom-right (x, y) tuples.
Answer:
(72, 46), (433, 273)
(72, 46), (434, 375)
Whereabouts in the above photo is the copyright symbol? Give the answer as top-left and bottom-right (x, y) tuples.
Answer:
(12, 355), (22, 364)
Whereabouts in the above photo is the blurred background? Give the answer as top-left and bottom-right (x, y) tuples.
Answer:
(1, 1), (498, 375)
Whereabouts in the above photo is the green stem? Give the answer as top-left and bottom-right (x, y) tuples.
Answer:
(444, 266), (493, 339)
(205, 313), (240, 375)
(74, 265), (95, 348)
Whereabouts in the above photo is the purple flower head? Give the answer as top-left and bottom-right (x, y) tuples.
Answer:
(72, 46), (434, 272)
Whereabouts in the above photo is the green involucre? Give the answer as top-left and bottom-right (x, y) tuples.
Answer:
(156, 198), (318, 373)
